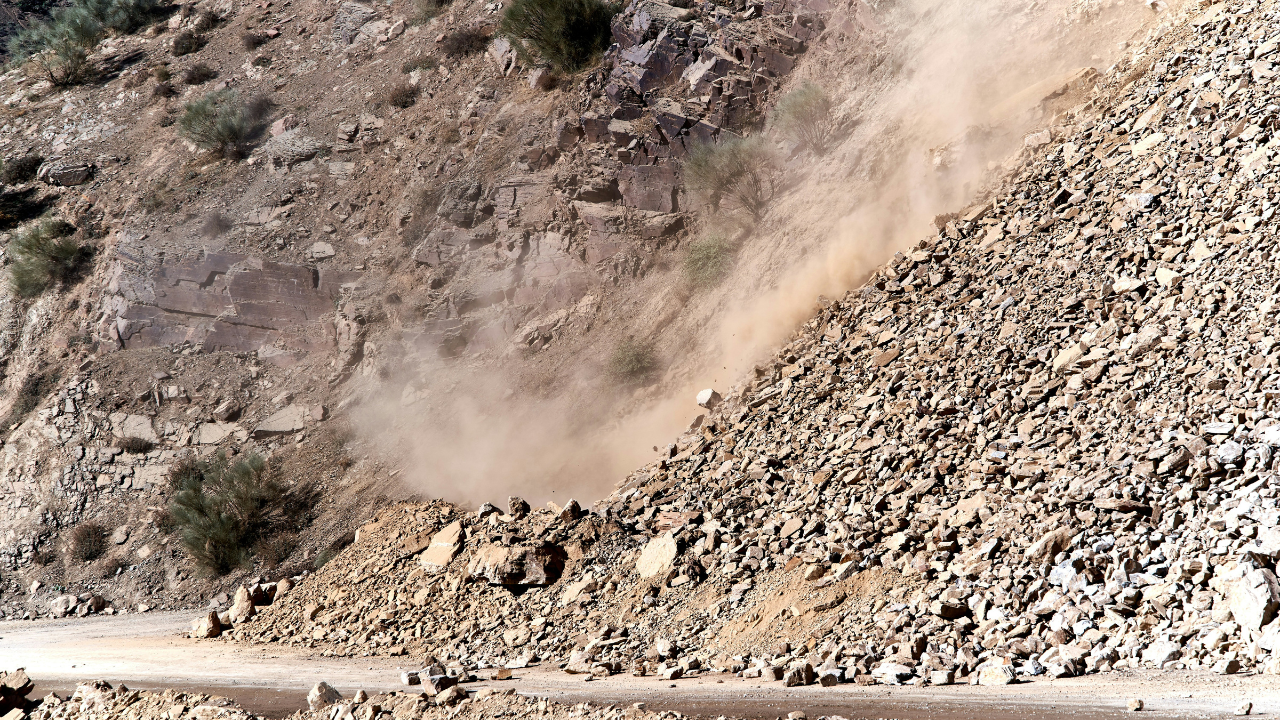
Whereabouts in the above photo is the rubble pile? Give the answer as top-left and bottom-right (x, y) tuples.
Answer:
(238, 0), (1280, 687)
(4, 678), (699, 720)
(6, 679), (256, 720)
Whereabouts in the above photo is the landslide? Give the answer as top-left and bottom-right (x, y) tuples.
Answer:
(225, 0), (1280, 690)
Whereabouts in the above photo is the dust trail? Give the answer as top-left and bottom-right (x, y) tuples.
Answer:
(366, 0), (1173, 507)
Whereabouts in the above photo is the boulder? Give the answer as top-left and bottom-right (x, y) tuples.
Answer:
(467, 543), (567, 585)
(252, 405), (307, 438)
(263, 131), (323, 168)
(332, 2), (377, 44)
(191, 611), (222, 638)
(636, 534), (678, 579)
(227, 585), (256, 623)
(307, 682), (342, 711)
(37, 158), (94, 186)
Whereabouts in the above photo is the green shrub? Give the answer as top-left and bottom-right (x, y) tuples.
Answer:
(386, 82), (418, 109)
(182, 62), (217, 85)
(773, 82), (837, 155)
(499, 0), (617, 72)
(608, 339), (657, 382)
(684, 233), (734, 288)
(152, 80), (177, 98)
(7, 0), (160, 84)
(7, 7), (102, 86)
(168, 453), (283, 575)
(178, 89), (270, 159)
(69, 522), (107, 562)
(683, 136), (779, 221)
(439, 26), (489, 57)
(8, 217), (92, 297)
(0, 155), (44, 185)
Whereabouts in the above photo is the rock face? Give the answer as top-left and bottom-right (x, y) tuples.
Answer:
(106, 242), (361, 365)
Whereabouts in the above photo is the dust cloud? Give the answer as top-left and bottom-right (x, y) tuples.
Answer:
(361, 0), (1174, 508)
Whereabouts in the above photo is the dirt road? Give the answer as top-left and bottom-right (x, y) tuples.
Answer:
(2, 614), (1275, 719)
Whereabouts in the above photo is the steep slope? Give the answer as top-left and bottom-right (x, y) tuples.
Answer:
(221, 0), (1280, 688)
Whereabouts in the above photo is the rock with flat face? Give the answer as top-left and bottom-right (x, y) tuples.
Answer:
(467, 543), (567, 585)
(37, 158), (94, 186)
(307, 682), (342, 711)
(191, 611), (222, 638)
(636, 534), (677, 579)
(252, 405), (307, 438)
(418, 520), (465, 573)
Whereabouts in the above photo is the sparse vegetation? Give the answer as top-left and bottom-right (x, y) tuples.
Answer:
(33, 549), (58, 565)
(171, 30), (205, 56)
(8, 217), (93, 298)
(69, 522), (107, 562)
(440, 26), (490, 57)
(240, 30), (268, 50)
(167, 453), (281, 575)
(411, 0), (451, 24)
(773, 82), (837, 155)
(201, 213), (232, 237)
(102, 556), (128, 577)
(1, 154), (44, 185)
(116, 436), (154, 453)
(152, 80), (177, 98)
(401, 54), (438, 74)
(386, 82), (419, 109)
(683, 233), (734, 288)
(182, 62), (217, 85)
(608, 339), (658, 382)
(683, 136), (779, 221)
(499, 0), (618, 72)
(153, 64), (171, 81)
(178, 89), (272, 160)
(1, 370), (60, 431)
(139, 181), (172, 212)
(251, 55), (272, 67)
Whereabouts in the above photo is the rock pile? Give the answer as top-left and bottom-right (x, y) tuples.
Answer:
(9, 679), (705, 720)
(1, 669), (35, 720)
(236, 0), (1280, 687)
(14, 681), (255, 720)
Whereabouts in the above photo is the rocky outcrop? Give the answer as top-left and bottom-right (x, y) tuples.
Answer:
(103, 240), (360, 366)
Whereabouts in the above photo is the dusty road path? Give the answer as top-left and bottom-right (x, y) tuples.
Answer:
(2, 614), (1277, 719)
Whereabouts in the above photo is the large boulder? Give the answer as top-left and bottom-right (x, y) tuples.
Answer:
(252, 405), (307, 438)
(331, 2), (376, 44)
(37, 158), (94, 186)
(307, 682), (342, 711)
(466, 543), (567, 585)
(191, 611), (222, 638)
(226, 586), (256, 623)
(636, 534), (678, 579)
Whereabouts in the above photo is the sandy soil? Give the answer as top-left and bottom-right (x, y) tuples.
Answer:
(2, 614), (1276, 719)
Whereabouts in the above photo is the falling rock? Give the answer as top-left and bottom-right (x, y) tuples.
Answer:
(190, 611), (222, 638)
(1237, 702), (1253, 716)
(417, 520), (465, 573)
(309, 242), (336, 260)
(636, 534), (678, 579)
(307, 682), (342, 711)
(252, 405), (308, 438)
(508, 496), (531, 518)
(1128, 699), (1144, 712)
(696, 388), (722, 409)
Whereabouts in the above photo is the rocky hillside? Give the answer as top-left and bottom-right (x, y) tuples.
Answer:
(0, 0), (842, 615)
(211, 0), (1280, 689)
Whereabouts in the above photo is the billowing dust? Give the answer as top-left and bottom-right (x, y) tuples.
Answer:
(359, 0), (1176, 507)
